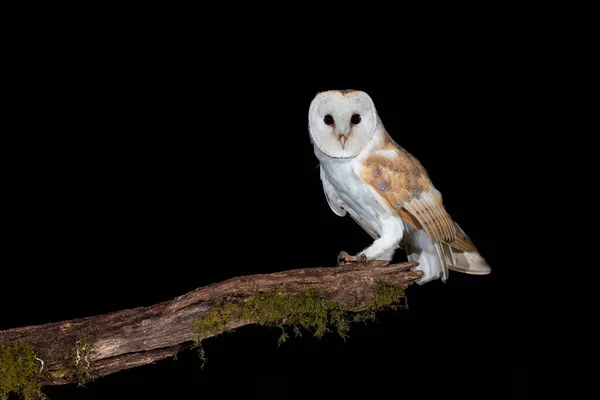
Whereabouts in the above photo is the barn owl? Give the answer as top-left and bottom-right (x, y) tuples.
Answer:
(308, 90), (491, 284)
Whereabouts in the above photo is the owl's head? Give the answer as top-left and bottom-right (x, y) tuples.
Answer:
(308, 90), (379, 158)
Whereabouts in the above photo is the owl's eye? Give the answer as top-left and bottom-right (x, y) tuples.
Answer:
(351, 114), (361, 124)
(323, 115), (334, 125)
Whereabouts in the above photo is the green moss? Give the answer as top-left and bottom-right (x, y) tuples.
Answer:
(0, 342), (43, 400)
(192, 302), (243, 369)
(192, 283), (407, 357)
(193, 290), (349, 347)
(58, 335), (95, 386)
(242, 290), (348, 342)
(192, 302), (243, 343)
(371, 281), (407, 311)
(352, 281), (407, 323)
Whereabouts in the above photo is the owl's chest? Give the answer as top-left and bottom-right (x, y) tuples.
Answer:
(321, 159), (389, 219)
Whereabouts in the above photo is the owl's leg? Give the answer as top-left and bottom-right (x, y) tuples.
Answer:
(338, 218), (404, 266)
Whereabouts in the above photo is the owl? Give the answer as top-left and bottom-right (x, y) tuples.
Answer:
(308, 90), (491, 284)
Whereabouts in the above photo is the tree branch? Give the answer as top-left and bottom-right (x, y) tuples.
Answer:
(0, 261), (421, 387)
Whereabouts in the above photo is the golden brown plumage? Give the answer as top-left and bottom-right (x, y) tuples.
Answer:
(360, 131), (479, 259)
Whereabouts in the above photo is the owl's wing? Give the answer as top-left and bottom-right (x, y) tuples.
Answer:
(320, 166), (346, 217)
(359, 137), (488, 277)
(320, 166), (379, 239)
(359, 142), (459, 246)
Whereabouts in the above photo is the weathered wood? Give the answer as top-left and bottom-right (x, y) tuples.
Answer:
(0, 261), (421, 385)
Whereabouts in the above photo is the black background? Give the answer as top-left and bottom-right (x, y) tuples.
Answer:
(3, 30), (534, 399)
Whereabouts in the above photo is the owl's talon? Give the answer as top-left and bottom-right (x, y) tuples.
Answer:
(357, 253), (368, 267)
(337, 251), (369, 266)
(337, 251), (355, 265)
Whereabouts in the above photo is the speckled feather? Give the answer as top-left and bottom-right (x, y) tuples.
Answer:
(359, 132), (476, 252)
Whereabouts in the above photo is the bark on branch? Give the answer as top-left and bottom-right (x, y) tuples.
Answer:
(0, 261), (421, 386)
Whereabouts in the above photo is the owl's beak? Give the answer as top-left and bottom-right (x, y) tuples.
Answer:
(338, 127), (350, 149)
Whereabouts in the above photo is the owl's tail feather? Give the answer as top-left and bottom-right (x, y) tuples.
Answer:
(405, 222), (491, 284)
(441, 222), (491, 276)
(437, 242), (491, 276)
